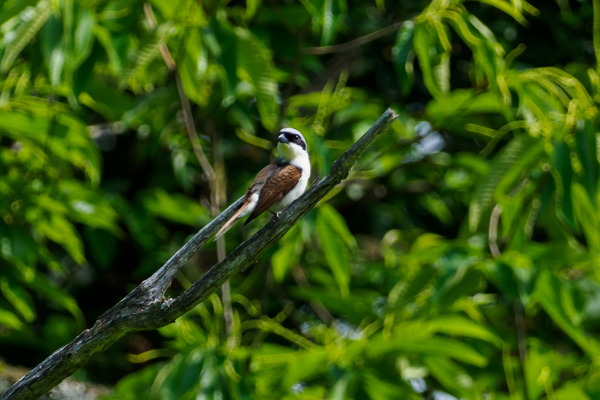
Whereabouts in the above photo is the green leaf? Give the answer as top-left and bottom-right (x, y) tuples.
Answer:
(271, 225), (301, 282)
(179, 29), (209, 106)
(291, 286), (378, 322)
(282, 348), (330, 389)
(428, 314), (502, 346)
(388, 264), (437, 311)
(553, 140), (576, 230)
(419, 193), (453, 225)
(434, 264), (483, 309)
(533, 270), (600, 357)
(0, 108), (101, 184)
(574, 121), (598, 199)
(235, 27), (279, 131)
(0, 0), (38, 25)
(316, 209), (350, 297)
(0, 223), (38, 267)
(121, 22), (172, 87)
(423, 356), (477, 399)
(80, 78), (136, 121)
(413, 22), (444, 98)
(58, 180), (121, 234)
(141, 188), (209, 226)
(392, 21), (415, 96)
(474, 0), (529, 23)
(93, 24), (124, 73)
(469, 135), (538, 232)
(245, 0), (260, 19)
(41, 13), (65, 87)
(363, 372), (418, 400)
(0, 308), (26, 331)
(35, 214), (86, 265)
(317, 204), (357, 249)
(426, 89), (507, 127)
(0, 0), (52, 72)
(1, 276), (35, 322)
(25, 272), (85, 329)
(524, 339), (577, 400)
(368, 334), (488, 367)
(572, 183), (600, 253)
(321, 0), (334, 46)
(105, 363), (161, 400)
(554, 382), (593, 400)
(433, 50), (450, 94)
(72, 7), (95, 67)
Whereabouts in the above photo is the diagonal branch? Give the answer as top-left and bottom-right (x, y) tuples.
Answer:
(303, 21), (406, 55)
(0, 108), (398, 400)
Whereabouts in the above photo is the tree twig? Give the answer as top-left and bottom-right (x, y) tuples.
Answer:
(143, 2), (215, 183)
(303, 21), (406, 55)
(144, 2), (232, 333)
(0, 108), (398, 400)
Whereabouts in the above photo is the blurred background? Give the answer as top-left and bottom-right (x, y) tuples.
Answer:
(1, 0), (600, 398)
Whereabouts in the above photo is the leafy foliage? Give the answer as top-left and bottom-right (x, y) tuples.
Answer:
(1, 0), (600, 399)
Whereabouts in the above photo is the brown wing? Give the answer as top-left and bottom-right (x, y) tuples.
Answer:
(243, 163), (279, 201)
(214, 164), (281, 239)
(245, 164), (302, 224)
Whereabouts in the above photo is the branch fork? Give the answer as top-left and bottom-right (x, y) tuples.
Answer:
(1, 108), (398, 400)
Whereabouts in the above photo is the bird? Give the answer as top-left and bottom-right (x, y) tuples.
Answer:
(214, 128), (311, 239)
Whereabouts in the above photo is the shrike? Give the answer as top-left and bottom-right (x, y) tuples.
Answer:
(214, 128), (310, 239)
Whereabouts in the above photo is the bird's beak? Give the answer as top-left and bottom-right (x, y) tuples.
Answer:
(278, 134), (289, 144)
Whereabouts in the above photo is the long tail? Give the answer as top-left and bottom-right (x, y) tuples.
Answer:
(214, 202), (251, 240)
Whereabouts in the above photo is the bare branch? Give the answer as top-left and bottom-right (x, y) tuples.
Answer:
(1, 108), (398, 400)
(303, 21), (406, 55)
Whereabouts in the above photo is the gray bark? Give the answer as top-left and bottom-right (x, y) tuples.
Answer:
(1, 108), (398, 400)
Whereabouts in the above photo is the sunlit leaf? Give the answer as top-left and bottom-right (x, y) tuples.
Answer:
(553, 140), (576, 230)
(121, 22), (173, 89)
(426, 89), (507, 126)
(72, 7), (95, 67)
(58, 180), (121, 234)
(392, 21), (415, 96)
(413, 22), (441, 98)
(0, 308), (26, 331)
(271, 225), (301, 282)
(179, 29), (209, 106)
(469, 135), (538, 232)
(574, 121), (598, 198)
(141, 188), (210, 226)
(533, 270), (600, 357)
(41, 13), (65, 87)
(25, 271), (85, 329)
(0, 0), (38, 25)
(0, 0), (52, 72)
(424, 356), (477, 398)
(572, 183), (600, 254)
(321, 0), (334, 46)
(35, 214), (86, 265)
(316, 210), (350, 297)
(317, 204), (356, 249)
(1, 276), (35, 323)
(235, 27), (279, 131)
(369, 333), (488, 367)
(428, 314), (502, 346)
(388, 264), (437, 311)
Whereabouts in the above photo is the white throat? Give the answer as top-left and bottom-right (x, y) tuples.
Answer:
(278, 144), (311, 207)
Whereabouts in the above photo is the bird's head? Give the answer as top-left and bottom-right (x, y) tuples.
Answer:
(277, 128), (307, 161)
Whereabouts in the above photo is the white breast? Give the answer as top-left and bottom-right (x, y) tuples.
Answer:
(281, 153), (310, 207)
